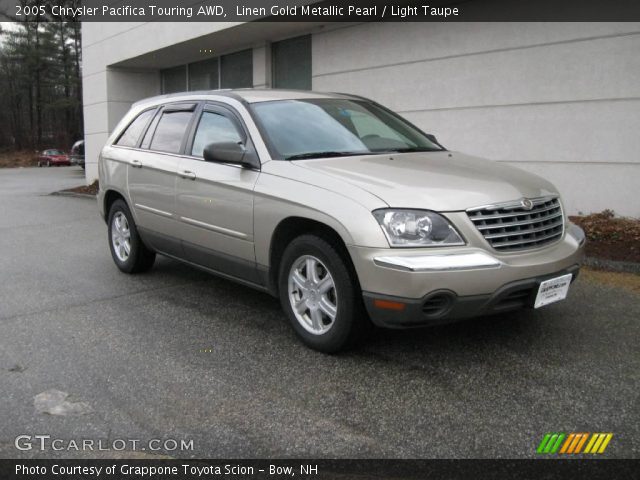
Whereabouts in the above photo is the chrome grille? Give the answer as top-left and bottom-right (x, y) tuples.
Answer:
(467, 197), (564, 252)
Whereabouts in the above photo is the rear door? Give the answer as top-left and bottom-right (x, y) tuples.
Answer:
(126, 103), (197, 255)
(175, 103), (260, 282)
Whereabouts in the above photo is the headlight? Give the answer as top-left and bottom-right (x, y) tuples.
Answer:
(373, 209), (465, 247)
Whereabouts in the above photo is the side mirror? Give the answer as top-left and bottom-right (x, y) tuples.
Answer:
(426, 134), (439, 144)
(203, 142), (247, 165)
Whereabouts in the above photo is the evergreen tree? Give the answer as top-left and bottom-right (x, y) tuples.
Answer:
(0, 0), (83, 150)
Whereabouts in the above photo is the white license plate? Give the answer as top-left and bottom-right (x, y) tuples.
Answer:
(534, 274), (572, 309)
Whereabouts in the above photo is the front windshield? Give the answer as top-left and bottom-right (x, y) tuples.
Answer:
(250, 98), (443, 160)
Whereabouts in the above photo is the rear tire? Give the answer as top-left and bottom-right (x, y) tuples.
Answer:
(278, 234), (369, 353)
(107, 199), (155, 273)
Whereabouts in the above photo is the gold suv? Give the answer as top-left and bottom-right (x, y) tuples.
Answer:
(98, 90), (585, 352)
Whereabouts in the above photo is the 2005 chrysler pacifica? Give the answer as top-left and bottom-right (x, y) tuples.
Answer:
(98, 89), (585, 352)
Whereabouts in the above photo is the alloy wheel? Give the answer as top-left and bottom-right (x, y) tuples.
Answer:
(111, 211), (131, 262)
(288, 255), (338, 335)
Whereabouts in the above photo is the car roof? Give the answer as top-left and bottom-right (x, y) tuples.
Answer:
(131, 89), (361, 109)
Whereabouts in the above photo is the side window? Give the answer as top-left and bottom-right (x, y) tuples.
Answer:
(115, 109), (155, 147)
(191, 111), (244, 157)
(149, 110), (193, 153)
(140, 110), (161, 150)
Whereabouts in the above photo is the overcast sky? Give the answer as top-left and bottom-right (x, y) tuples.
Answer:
(1, 21), (18, 32)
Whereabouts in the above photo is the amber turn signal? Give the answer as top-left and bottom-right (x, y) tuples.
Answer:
(373, 299), (406, 311)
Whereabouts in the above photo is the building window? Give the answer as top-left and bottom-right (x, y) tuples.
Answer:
(220, 49), (253, 88)
(189, 58), (219, 91)
(272, 35), (311, 90)
(161, 65), (187, 94)
(161, 49), (253, 94)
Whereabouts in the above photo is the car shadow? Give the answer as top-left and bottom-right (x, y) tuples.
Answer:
(151, 256), (553, 365)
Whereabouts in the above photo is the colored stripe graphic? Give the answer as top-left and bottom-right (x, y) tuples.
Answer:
(537, 434), (552, 453)
(584, 433), (600, 453)
(567, 433), (584, 453)
(584, 433), (614, 454)
(537, 433), (565, 454)
(539, 433), (613, 454)
(592, 434), (606, 453)
(544, 434), (558, 453)
(597, 434), (613, 453)
(574, 433), (589, 453)
(550, 434), (565, 453)
(559, 433), (575, 454)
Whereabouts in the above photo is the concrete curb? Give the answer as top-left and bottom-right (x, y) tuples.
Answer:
(584, 257), (640, 275)
(51, 191), (97, 200)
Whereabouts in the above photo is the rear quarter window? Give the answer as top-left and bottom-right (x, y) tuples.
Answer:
(115, 109), (156, 147)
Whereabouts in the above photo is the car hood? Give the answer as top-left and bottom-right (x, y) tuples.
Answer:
(294, 151), (559, 211)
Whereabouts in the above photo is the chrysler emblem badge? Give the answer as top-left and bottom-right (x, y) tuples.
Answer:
(520, 198), (534, 210)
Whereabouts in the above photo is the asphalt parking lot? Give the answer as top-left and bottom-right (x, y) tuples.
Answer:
(0, 167), (638, 459)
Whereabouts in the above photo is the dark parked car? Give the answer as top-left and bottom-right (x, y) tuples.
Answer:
(70, 140), (85, 169)
(37, 149), (70, 167)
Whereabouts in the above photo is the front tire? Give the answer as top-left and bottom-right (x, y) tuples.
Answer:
(107, 199), (155, 273)
(278, 234), (369, 353)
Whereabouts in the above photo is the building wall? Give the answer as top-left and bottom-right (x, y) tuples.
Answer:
(312, 22), (640, 216)
(81, 22), (245, 182)
(82, 22), (640, 216)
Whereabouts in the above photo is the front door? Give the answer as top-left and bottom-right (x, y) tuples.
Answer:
(175, 104), (260, 282)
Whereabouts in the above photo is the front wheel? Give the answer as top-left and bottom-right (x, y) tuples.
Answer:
(107, 199), (156, 273)
(278, 234), (369, 353)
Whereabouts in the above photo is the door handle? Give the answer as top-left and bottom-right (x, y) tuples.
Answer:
(130, 159), (142, 168)
(179, 170), (196, 180)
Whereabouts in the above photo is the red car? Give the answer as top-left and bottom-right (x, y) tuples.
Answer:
(38, 149), (71, 167)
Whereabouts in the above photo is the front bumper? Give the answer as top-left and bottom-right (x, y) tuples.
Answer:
(363, 265), (580, 328)
(349, 222), (585, 328)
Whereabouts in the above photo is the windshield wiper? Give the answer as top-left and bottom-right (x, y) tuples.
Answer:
(285, 151), (366, 160)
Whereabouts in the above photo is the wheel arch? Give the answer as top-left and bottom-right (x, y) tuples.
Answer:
(267, 216), (360, 296)
(103, 188), (129, 223)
